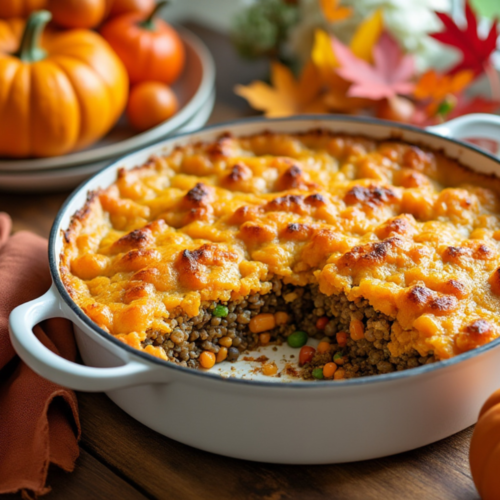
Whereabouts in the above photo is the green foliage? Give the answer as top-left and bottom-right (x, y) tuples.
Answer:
(231, 0), (299, 61)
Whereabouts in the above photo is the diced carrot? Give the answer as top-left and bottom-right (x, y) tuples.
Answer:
(262, 363), (278, 376)
(323, 362), (338, 378)
(317, 341), (331, 354)
(299, 345), (316, 366)
(216, 347), (228, 363)
(350, 319), (365, 341)
(219, 336), (233, 348)
(275, 311), (290, 325)
(336, 331), (347, 347)
(249, 313), (276, 333)
(200, 351), (216, 369)
(259, 333), (271, 345)
(316, 316), (329, 330)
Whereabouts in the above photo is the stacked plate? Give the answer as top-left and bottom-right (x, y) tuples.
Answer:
(0, 28), (215, 193)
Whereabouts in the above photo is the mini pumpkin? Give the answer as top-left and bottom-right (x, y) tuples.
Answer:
(108, 0), (154, 18)
(0, 18), (28, 54)
(100, 0), (184, 85)
(0, 0), (46, 18)
(0, 10), (128, 157)
(46, 0), (111, 29)
(470, 389), (500, 499)
(127, 81), (178, 131)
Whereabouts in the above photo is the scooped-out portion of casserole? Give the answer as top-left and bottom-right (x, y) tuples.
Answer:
(60, 130), (500, 380)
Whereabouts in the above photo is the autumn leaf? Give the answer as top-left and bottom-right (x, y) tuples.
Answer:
(319, 0), (352, 23)
(430, 0), (498, 77)
(312, 28), (338, 78)
(310, 9), (383, 112)
(311, 30), (372, 112)
(413, 69), (475, 121)
(332, 31), (415, 100)
(414, 69), (474, 101)
(234, 61), (328, 117)
(349, 8), (383, 63)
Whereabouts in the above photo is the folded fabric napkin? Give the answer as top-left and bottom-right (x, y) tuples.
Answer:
(0, 212), (80, 498)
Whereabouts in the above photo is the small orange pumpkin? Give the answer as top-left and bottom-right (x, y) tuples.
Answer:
(0, 18), (28, 53)
(46, 0), (111, 29)
(470, 389), (500, 499)
(127, 81), (178, 132)
(0, 10), (128, 158)
(108, 0), (154, 18)
(0, 0), (46, 18)
(100, 0), (185, 85)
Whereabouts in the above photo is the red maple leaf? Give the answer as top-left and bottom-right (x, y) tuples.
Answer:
(332, 31), (415, 100)
(430, 0), (498, 77)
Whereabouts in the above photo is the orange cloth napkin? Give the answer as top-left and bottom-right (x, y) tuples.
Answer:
(0, 213), (80, 498)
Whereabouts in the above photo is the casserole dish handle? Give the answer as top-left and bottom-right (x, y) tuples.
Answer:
(9, 285), (165, 392)
(428, 113), (500, 156)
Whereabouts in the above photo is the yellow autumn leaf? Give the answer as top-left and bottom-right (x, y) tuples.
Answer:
(350, 8), (383, 62)
(319, 0), (352, 23)
(312, 8), (383, 79)
(234, 61), (328, 118)
(312, 28), (338, 78)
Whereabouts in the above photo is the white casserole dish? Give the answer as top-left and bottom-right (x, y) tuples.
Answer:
(9, 114), (500, 464)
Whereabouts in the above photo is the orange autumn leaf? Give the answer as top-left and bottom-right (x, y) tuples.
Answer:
(323, 73), (373, 112)
(234, 61), (328, 118)
(414, 69), (474, 101)
(320, 0), (352, 23)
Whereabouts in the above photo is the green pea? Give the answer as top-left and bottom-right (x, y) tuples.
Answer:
(333, 351), (344, 362)
(287, 330), (308, 348)
(312, 368), (324, 380)
(213, 305), (229, 317)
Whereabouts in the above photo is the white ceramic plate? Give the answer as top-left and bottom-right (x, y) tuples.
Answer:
(0, 27), (215, 173)
(0, 91), (215, 192)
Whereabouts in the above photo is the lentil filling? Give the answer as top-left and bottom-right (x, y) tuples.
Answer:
(142, 278), (433, 379)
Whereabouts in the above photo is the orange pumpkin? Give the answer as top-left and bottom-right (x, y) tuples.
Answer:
(127, 81), (178, 131)
(0, 18), (28, 53)
(108, 0), (154, 18)
(47, 0), (110, 29)
(100, 0), (185, 85)
(0, 11), (128, 158)
(0, 0), (46, 18)
(470, 389), (500, 499)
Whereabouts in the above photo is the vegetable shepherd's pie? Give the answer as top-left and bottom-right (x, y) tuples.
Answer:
(60, 130), (500, 380)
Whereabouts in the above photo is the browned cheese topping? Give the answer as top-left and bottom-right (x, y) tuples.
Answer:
(60, 130), (500, 362)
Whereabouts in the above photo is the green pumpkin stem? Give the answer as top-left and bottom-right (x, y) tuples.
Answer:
(140, 1), (169, 30)
(15, 10), (51, 63)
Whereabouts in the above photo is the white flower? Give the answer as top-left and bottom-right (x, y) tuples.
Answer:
(290, 0), (454, 71)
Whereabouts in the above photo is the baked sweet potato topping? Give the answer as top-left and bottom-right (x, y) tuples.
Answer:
(60, 130), (500, 379)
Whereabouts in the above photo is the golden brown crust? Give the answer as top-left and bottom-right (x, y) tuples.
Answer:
(60, 129), (500, 362)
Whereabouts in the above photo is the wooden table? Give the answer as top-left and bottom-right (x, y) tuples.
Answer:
(0, 25), (480, 500)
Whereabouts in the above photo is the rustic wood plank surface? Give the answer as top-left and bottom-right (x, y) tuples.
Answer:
(0, 24), (480, 500)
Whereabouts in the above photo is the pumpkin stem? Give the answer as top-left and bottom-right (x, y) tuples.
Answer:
(15, 10), (52, 63)
(140, 1), (169, 30)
